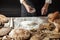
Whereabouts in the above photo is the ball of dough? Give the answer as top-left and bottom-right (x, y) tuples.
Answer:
(9, 28), (30, 40)
(0, 14), (8, 23)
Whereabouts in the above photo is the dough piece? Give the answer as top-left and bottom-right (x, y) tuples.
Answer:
(30, 33), (46, 40)
(0, 27), (11, 36)
(0, 14), (8, 23)
(48, 11), (59, 23)
(53, 19), (60, 32)
(0, 14), (8, 28)
(9, 28), (30, 40)
(2, 35), (13, 40)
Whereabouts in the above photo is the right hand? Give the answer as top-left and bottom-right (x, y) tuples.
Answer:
(25, 5), (36, 13)
(21, 0), (36, 13)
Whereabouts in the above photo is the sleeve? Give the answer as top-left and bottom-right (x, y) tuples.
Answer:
(20, 0), (24, 4)
(45, 0), (52, 4)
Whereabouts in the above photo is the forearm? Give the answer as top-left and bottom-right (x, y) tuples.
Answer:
(43, 3), (49, 9)
(43, 0), (52, 8)
(20, 0), (29, 7)
(41, 0), (52, 15)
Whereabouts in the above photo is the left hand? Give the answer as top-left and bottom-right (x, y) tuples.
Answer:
(41, 6), (48, 15)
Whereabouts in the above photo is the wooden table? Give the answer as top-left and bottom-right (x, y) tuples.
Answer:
(2, 17), (60, 40)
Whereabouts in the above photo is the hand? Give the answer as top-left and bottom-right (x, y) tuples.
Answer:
(25, 5), (36, 13)
(22, 0), (36, 13)
(41, 6), (48, 15)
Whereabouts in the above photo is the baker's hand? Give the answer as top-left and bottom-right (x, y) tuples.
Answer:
(25, 5), (36, 13)
(21, 0), (36, 13)
(41, 6), (48, 15)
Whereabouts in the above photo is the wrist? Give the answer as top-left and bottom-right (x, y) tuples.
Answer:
(43, 3), (49, 9)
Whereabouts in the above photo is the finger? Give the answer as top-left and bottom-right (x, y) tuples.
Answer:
(31, 8), (36, 13)
(42, 9), (47, 15)
(29, 8), (36, 13)
(44, 10), (47, 15)
(41, 9), (44, 15)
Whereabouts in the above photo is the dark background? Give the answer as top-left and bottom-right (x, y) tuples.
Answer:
(0, 0), (21, 17)
(0, 0), (60, 17)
